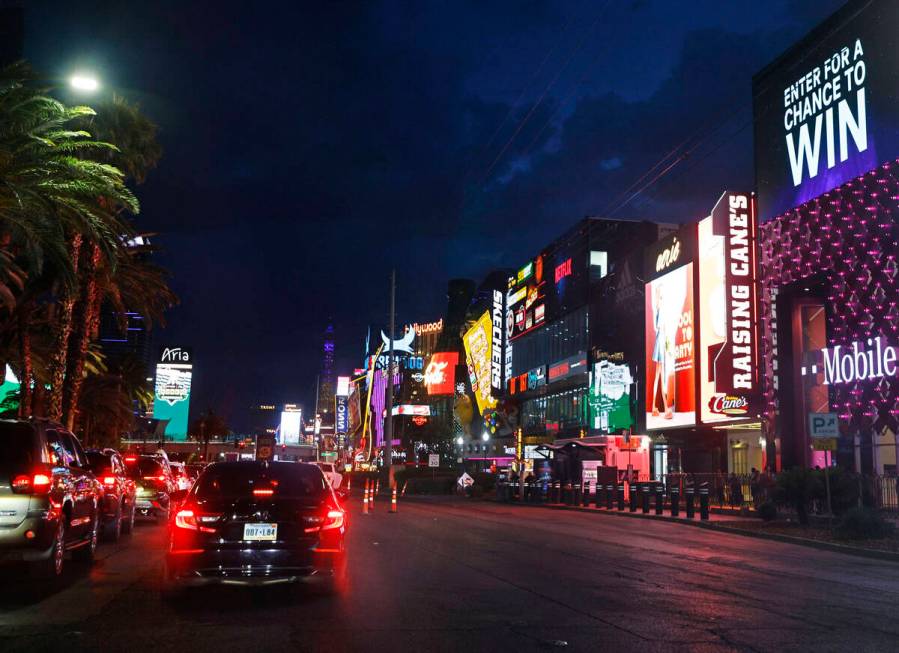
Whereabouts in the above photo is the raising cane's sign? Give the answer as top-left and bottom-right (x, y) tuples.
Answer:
(708, 191), (760, 417)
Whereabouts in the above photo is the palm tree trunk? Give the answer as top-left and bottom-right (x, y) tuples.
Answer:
(47, 234), (82, 422)
(17, 307), (32, 418)
(63, 243), (101, 431)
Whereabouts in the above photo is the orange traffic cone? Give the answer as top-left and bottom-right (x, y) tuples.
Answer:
(389, 486), (397, 514)
(362, 478), (370, 514)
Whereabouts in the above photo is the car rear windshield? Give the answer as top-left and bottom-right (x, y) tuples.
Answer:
(0, 422), (37, 467)
(85, 451), (111, 473)
(125, 458), (164, 477)
(195, 463), (326, 499)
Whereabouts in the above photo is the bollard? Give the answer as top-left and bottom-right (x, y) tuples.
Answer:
(699, 482), (710, 521)
(370, 479), (376, 508)
(572, 482), (580, 506)
(567, 483), (576, 506)
(685, 484), (695, 519)
(583, 480), (591, 507)
(363, 478), (370, 515)
(595, 482), (604, 508)
(607, 484), (615, 510)
(629, 483), (638, 512)
(617, 483), (625, 511)
(670, 486), (680, 517)
(655, 485), (664, 515)
(389, 486), (398, 513)
(375, 479), (381, 496)
(641, 484), (650, 514)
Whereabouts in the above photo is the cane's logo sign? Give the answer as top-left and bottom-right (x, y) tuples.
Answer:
(160, 347), (190, 363)
(655, 238), (681, 272)
(708, 394), (750, 416)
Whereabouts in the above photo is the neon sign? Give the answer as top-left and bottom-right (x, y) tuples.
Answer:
(818, 337), (897, 385)
(554, 258), (572, 283)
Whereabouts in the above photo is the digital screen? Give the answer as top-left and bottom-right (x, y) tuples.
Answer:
(463, 311), (497, 415)
(590, 360), (634, 432)
(507, 255), (546, 341)
(153, 347), (193, 441)
(279, 410), (302, 445)
(424, 352), (459, 395)
(753, 0), (899, 221)
(644, 263), (696, 430)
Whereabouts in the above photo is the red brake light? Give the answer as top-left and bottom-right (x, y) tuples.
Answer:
(12, 473), (52, 495)
(102, 476), (117, 486)
(143, 475), (166, 482)
(322, 509), (345, 531)
(252, 488), (274, 497)
(124, 456), (138, 463)
(174, 507), (218, 532)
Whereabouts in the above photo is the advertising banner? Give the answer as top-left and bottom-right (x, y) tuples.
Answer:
(347, 381), (362, 434)
(698, 192), (760, 423)
(152, 347), (193, 441)
(491, 290), (505, 392)
(753, 0), (899, 221)
(548, 352), (588, 384)
(335, 395), (348, 434)
(424, 351), (459, 395)
(644, 263), (696, 429)
(590, 360), (634, 432)
(507, 255), (547, 341)
(463, 311), (497, 415)
(279, 409), (302, 445)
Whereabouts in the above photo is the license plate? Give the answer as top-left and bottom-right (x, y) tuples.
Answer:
(243, 523), (277, 541)
(135, 499), (152, 508)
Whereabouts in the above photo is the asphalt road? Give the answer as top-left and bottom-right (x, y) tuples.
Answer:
(1, 497), (898, 653)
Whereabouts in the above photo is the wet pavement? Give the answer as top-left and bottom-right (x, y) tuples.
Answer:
(1, 497), (897, 652)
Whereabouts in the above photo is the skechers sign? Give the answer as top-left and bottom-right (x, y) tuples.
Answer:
(753, 0), (899, 221)
(491, 290), (504, 392)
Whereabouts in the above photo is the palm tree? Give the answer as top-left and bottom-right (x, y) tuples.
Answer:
(0, 63), (139, 418)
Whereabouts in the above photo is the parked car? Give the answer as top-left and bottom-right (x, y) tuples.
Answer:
(0, 419), (101, 578)
(85, 448), (137, 541)
(163, 461), (347, 594)
(168, 461), (192, 492)
(124, 454), (173, 524)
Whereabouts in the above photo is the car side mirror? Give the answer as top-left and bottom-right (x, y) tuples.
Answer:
(169, 488), (188, 503)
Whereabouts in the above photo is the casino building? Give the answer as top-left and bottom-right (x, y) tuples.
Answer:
(753, 0), (899, 474)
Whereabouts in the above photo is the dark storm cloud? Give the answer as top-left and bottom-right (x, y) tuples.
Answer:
(25, 0), (844, 428)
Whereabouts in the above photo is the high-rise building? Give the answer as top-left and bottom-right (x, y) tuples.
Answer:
(316, 323), (336, 419)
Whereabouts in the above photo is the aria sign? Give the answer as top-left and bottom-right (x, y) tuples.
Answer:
(802, 337), (898, 385)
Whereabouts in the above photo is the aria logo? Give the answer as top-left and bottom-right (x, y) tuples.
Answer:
(160, 347), (190, 363)
(655, 237), (681, 273)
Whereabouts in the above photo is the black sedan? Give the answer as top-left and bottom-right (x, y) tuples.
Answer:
(163, 461), (347, 594)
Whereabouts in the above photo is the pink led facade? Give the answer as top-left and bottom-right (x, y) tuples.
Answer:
(759, 160), (899, 444)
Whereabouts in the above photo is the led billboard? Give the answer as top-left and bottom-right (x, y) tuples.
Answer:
(424, 351), (459, 395)
(590, 360), (634, 432)
(507, 255), (546, 341)
(698, 193), (760, 423)
(644, 263), (696, 430)
(279, 408), (302, 445)
(153, 347), (193, 441)
(463, 311), (497, 415)
(753, 0), (899, 221)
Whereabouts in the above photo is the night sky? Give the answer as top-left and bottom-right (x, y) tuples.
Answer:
(25, 1), (843, 430)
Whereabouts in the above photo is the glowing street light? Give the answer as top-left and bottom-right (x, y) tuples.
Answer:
(482, 431), (490, 442)
(456, 436), (463, 446)
(69, 74), (99, 92)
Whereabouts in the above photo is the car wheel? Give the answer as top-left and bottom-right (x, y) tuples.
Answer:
(30, 519), (66, 580)
(73, 514), (98, 562)
(160, 561), (183, 602)
(105, 504), (122, 542)
(315, 552), (348, 596)
(122, 502), (136, 534)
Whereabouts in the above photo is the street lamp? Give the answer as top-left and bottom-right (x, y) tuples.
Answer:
(482, 431), (490, 441)
(69, 73), (99, 92)
(456, 436), (463, 446)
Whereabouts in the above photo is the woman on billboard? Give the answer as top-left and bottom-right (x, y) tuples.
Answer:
(650, 283), (673, 419)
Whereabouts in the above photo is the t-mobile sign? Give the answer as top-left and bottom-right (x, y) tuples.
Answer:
(753, 0), (899, 221)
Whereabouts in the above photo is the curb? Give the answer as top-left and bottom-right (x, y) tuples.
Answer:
(492, 499), (899, 563)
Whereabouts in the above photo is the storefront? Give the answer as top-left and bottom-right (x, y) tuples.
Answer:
(753, 0), (899, 473)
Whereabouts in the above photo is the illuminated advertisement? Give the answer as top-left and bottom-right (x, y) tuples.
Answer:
(279, 408), (302, 445)
(491, 289), (504, 392)
(753, 0), (899, 221)
(698, 193), (760, 423)
(347, 381), (362, 434)
(463, 311), (497, 415)
(548, 352), (588, 384)
(424, 351), (459, 395)
(507, 255), (546, 341)
(391, 405), (431, 416)
(547, 246), (589, 318)
(590, 360), (634, 432)
(153, 347), (193, 441)
(645, 262), (696, 430)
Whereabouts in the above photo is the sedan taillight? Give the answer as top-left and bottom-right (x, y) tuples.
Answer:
(174, 507), (219, 533)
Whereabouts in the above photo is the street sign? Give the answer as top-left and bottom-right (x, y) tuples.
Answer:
(809, 412), (839, 438)
(812, 438), (837, 451)
(255, 434), (275, 461)
(457, 472), (474, 488)
(428, 453), (440, 468)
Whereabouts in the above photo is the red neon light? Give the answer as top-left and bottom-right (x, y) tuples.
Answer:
(554, 257), (572, 283)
